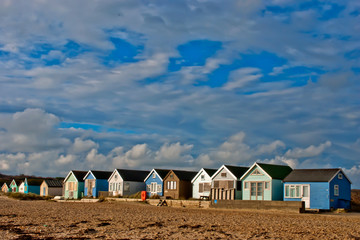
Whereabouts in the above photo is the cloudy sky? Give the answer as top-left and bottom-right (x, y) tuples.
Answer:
(0, 0), (359, 187)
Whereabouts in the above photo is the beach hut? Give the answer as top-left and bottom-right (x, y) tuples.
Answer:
(108, 169), (149, 197)
(9, 179), (20, 192)
(240, 162), (293, 201)
(211, 165), (249, 200)
(163, 170), (197, 199)
(18, 178), (42, 194)
(144, 169), (170, 197)
(83, 170), (112, 198)
(40, 179), (63, 197)
(63, 170), (87, 199)
(283, 168), (352, 210)
(191, 168), (217, 199)
(1, 182), (11, 193)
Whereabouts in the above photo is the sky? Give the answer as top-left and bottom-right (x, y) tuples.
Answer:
(0, 0), (359, 187)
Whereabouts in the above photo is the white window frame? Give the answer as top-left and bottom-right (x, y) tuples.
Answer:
(244, 182), (249, 189)
(334, 185), (339, 196)
(221, 173), (227, 178)
(152, 173), (156, 178)
(150, 182), (157, 193)
(265, 181), (270, 190)
(251, 169), (263, 176)
(285, 184), (308, 198)
(338, 173), (343, 179)
(201, 174), (205, 181)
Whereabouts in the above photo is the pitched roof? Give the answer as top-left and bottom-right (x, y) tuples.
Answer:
(10, 179), (21, 186)
(89, 170), (112, 180)
(283, 169), (342, 182)
(1, 182), (11, 187)
(257, 163), (293, 180)
(191, 168), (218, 183)
(27, 178), (44, 186)
(171, 170), (198, 181)
(203, 168), (217, 177)
(154, 169), (171, 179)
(144, 169), (171, 182)
(44, 179), (63, 187)
(116, 169), (149, 182)
(224, 165), (249, 178)
(71, 171), (88, 182)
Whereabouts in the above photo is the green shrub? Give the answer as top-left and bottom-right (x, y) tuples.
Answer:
(149, 194), (160, 199)
(6, 192), (51, 201)
(121, 192), (142, 199)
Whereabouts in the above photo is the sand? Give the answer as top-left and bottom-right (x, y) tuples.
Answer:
(1, 196), (360, 239)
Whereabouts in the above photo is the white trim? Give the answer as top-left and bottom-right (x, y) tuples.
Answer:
(144, 169), (163, 182)
(64, 171), (79, 183)
(191, 168), (212, 183)
(284, 184), (310, 198)
(328, 169), (352, 184)
(240, 162), (272, 181)
(108, 169), (124, 183)
(108, 169), (118, 182)
(211, 165), (237, 181)
(83, 170), (95, 180)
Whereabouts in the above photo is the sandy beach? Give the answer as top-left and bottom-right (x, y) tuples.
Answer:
(1, 197), (360, 239)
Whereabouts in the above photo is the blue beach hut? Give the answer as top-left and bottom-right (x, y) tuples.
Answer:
(83, 170), (112, 198)
(144, 169), (170, 197)
(283, 168), (351, 210)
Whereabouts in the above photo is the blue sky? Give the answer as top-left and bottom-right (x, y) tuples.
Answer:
(0, 0), (359, 187)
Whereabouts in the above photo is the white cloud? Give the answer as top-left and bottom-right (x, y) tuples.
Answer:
(285, 141), (332, 158)
(262, 156), (299, 169)
(155, 142), (193, 162)
(0, 108), (71, 152)
(256, 140), (286, 154)
(56, 154), (76, 165)
(111, 144), (151, 169)
(343, 165), (360, 186)
(71, 138), (98, 154)
(223, 68), (263, 90)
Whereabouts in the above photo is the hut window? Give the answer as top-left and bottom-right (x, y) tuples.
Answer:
(244, 182), (249, 189)
(201, 175), (205, 181)
(204, 183), (211, 192)
(251, 169), (262, 175)
(265, 182), (270, 190)
(170, 174), (174, 179)
(285, 185), (289, 197)
(167, 181), (176, 190)
(334, 185), (339, 196)
(147, 185), (151, 191)
(199, 183), (204, 193)
(227, 181), (234, 189)
(213, 181), (219, 188)
(152, 173), (156, 178)
(338, 173), (343, 179)
(221, 173), (227, 178)
(286, 185), (301, 198)
(68, 182), (74, 191)
(150, 183), (156, 192)
(157, 184), (162, 192)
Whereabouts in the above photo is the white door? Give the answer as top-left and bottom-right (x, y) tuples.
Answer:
(301, 185), (310, 208)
